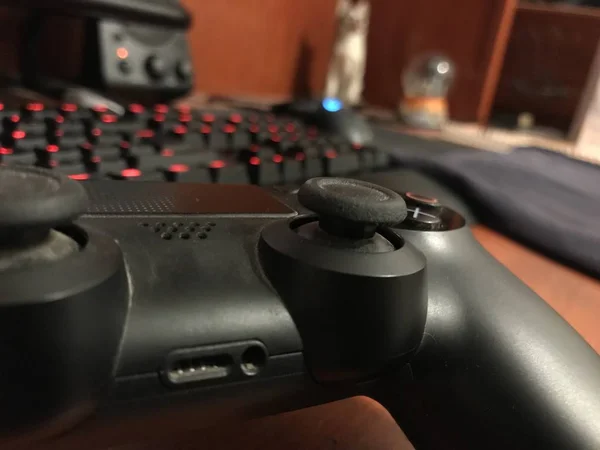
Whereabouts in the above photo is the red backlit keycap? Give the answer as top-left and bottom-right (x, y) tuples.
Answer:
(229, 113), (243, 124)
(202, 113), (216, 123)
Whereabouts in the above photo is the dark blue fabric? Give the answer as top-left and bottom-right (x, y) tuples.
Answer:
(390, 147), (600, 278)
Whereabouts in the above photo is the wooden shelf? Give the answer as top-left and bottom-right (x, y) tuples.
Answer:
(494, 2), (600, 130)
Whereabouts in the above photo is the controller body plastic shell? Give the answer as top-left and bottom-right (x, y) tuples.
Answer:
(1, 181), (599, 450)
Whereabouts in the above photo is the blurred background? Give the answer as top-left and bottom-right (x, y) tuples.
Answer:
(0, 0), (598, 156)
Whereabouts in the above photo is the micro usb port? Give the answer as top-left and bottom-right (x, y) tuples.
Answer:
(166, 354), (233, 385)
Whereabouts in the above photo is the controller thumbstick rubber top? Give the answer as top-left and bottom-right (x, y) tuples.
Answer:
(298, 177), (407, 226)
(0, 166), (88, 230)
(298, 178), (407, 239)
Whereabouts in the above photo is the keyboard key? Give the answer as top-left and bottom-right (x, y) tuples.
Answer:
(216, 164), (248, 184)
(304, 155), (323, 179)
(228, 113), (243, 125)
(11, 135), (46, 154)
(222, 124), (237, 148)
(1, 150), (34, 166)
(258, 160), (284, 185)
(200, 124), (213, 147)
(87, 156), (127, 176)
(0, 102), (387, 185)
(328, 152), (360, 176)
(94, 145), (122, 161)
(108, 167), (164, 181)
(56, 164), (92, 177)
(19, 121), (46, 137)
(20, 102), (49, 122)
(373, 150), (390, 169)
(283, 155), (305, 184)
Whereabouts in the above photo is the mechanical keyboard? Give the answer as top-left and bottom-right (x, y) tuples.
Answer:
(0, 102), (391, 184)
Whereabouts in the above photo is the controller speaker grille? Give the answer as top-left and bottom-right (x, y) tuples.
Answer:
(138, 221), (216, 242)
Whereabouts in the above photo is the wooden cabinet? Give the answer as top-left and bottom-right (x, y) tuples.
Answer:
(364, 0), (517, 123)
(494, 4), (600, 130)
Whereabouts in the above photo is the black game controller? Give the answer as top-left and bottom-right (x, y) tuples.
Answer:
(1, 166), (599, 450)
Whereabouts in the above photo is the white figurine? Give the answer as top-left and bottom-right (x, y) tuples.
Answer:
(325, 0), (371, 107)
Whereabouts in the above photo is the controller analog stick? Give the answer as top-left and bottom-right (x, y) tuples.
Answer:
(0, 166), (88, 270)
(297, 177), (407, 239)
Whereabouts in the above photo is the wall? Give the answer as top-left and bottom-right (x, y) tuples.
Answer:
(181, 0), (338, 98)
(0, 7), (26, 79)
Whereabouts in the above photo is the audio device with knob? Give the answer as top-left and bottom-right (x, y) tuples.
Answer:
(2, 0), (193, 100)
(86, 3), (193, 98)
(1, 166), (599, 450)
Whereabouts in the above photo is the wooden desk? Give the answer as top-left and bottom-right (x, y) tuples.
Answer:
(113, 225), (600, 450)
(473, 225), (600, 354)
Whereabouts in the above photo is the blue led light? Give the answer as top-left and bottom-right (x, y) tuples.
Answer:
(322, 97), (343, 113)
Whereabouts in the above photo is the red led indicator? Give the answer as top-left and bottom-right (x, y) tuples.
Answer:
(325, 149), (338, 159)
(10, 115), (19, 123)
(272, 154), (284, 164)
(153, 113), (166, 123)
(91, 128), (102, 137)
(173, 125), (187, 135)
(46, 145), (59, 153)
(0, 147), (13, 155)
(137, 129), (154, 138)
(223, 124), (236, 134)
(56, 115), (65, 124)
(179, 113), (192, 123)
(92, 105), (108, 113)
(200, 125), (212, 134)
(202, 113), (215, 123)
(62, 104), (78, 112)
(270, 134), (282, 143)
(91, 156), (101, 164)
(120, 141), (131, 149)
(116, 47), (129, 60)
(178, 105), (191, 114)
(161, 148), (174, 157)
(0, 103), (4, 111)
(209, 160), (226, 169)
(102, 114), (118, 124)
(69, 173), (90, 181)
(129, 104), (144, 114)
(154, 104), (169, 114)
(268, 124), (279, 134)
(170, 164), (189, 173)
(80, 143), (93, 151)
(249, 156), (261, 166)
(229, 113), (243, 124)
(12, 131), (26, 140)
(26, 103), (44, 112)
(121, 168), (141, 178)
(285, 123), (295, 133)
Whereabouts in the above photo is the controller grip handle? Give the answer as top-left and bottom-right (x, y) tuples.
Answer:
(389, 228), (600, 450)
